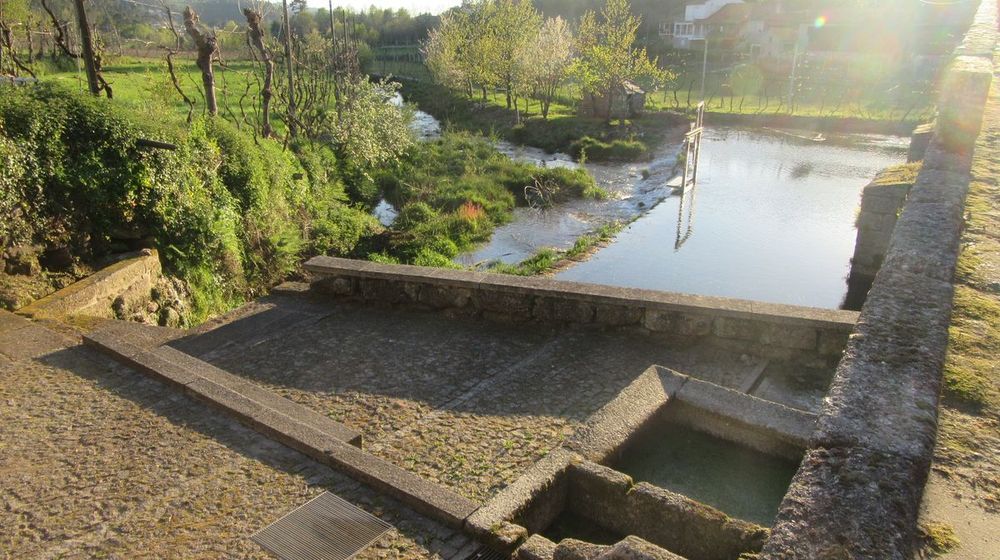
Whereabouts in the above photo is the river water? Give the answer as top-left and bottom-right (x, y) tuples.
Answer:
(396, 96), (908, 309)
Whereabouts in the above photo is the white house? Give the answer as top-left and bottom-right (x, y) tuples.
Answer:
(663, 0), (746, 49)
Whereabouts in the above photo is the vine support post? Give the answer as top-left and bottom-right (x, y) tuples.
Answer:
(72, 0), (100, 96)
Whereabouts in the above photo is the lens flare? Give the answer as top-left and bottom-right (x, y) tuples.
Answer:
(814, 15), (827, 28)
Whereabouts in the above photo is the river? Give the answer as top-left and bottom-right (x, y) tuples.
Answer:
(395, 96), (908, 309)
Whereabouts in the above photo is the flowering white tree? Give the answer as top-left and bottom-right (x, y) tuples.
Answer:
(335, 78), (413, 174)
(521, 16), (574, 120)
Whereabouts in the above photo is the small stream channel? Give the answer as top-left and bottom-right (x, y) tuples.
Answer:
(393, 96), (908, 309)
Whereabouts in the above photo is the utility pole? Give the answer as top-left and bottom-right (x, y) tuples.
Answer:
(787, 41), (799, 110)
(700, 37), (708, 101)
(282, 0), (297, 136)
(72, 0), (100, 95)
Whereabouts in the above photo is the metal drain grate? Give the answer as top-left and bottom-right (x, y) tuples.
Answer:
(252, 492), (393, 560)
(461, 545), (510, 560)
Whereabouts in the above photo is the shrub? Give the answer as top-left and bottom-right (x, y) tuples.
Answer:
(569, 136), (649, 162)
(0, 83), (374, 323)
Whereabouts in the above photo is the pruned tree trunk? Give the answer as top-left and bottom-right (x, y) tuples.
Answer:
(184, 6), (218, 116)
(280, 0), (297, 137)
(243, 8), (274, 137)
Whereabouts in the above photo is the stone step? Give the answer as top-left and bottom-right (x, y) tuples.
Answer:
(82, 320), (480, 529)
(83, 321), (362, 447)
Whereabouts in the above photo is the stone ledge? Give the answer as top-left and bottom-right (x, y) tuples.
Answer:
(761, 446), (927, 560)
(565, 366), (686, 463)
(764, 1), (998, 556)
(305, 257), (858, 362)
(568, 463), (768, 560)
(673, 377), (817, 454)
(18, 250), (161, 320)
(321, 438), (479, 529)
(0, 310), (33, 335)
(466, 448), (577, 542)
(305, 257), (857, 329)
(811, 269), (953, 462)
(85, 320), (363, 446)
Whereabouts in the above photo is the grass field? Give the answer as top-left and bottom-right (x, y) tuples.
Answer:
(41, 57), (275, 128)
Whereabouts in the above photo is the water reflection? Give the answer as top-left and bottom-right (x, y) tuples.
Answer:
(395, 93), (908, 308)
(556, 127), (908, 309)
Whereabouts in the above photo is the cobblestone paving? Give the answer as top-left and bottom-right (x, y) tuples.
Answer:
(178, 292), (755, 502)
(0, 343), (473, 559)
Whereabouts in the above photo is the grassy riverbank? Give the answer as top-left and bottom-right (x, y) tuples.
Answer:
(398, 79), (686, 161)
(487, 221), (626, 276)
(366, 132), (601, 267)
(1, 69), (604, 321)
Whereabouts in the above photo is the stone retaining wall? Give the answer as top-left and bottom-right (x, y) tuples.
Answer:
(567, 461), (768, 560)
(17, 249), (161, 320)
(305, 256), (858, 365)
(844, 173), (914, 309)
(761, 1), (998, 558)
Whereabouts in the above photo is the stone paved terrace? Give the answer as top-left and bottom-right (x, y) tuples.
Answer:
(0, 275), (840, 559)
(0, 310), (476, 559)
(167, 283), (792, 503)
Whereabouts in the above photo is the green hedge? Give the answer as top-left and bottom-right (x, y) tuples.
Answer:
(0, 83), (377, 322)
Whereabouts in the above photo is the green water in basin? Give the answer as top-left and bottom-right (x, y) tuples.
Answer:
(615, 422), (800, 526)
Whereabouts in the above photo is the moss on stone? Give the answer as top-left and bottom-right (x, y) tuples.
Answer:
(917, 521), (960, 556)
(943, 286), (1000, 410)
(872, 162), (922, 186)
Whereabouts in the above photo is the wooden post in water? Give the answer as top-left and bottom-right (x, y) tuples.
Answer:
(676, 102), (705, 250)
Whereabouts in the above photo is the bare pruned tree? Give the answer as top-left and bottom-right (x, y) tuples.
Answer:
(243, 7), (274, 137)
(183, 6), (218, 116)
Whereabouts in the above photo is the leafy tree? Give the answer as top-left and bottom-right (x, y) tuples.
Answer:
(522, 16), (574, 119)
(572, 0), (669, 122)
(425, 3), (497, 101)
(484, 0), (541, 111)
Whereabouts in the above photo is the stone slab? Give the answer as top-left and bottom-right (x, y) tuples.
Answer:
(322, 437), (479, 529)
(516, 535), (558, 560)
(0, 323), (72, 362)
(762, 446), (926, 560)
(0, 309), (33, 335)
(83, 323), (362, 445)
(17, 249), (161, 320)
(675, 377), (817, 448)
(566, 366), (686, 462)
(84, 322), (475, 529)
(466, 448), (577, 537)
(155, 344), (362, 446)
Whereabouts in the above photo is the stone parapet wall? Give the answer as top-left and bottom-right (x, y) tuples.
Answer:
(762, 1), (999, 558)
(304, 256), (858, 365)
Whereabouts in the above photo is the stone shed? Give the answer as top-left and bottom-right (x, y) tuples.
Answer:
(579, 80), (647, 119)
